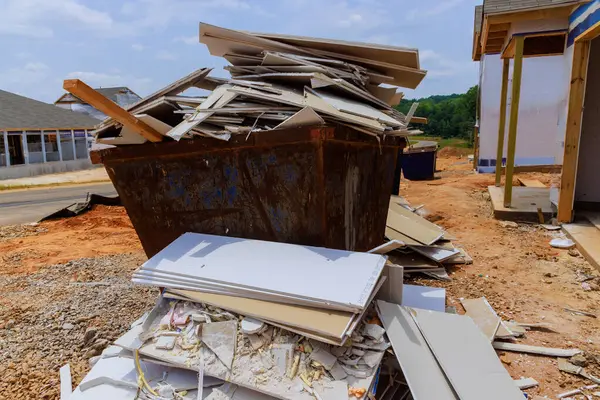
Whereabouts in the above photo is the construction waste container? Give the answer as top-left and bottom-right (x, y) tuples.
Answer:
(92, 125), (406, 258)
(401, 140), (438, 181)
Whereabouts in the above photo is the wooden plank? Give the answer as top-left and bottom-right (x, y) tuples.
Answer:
(412, 309), (524, 400)
(63, 79), (163, 143)
(492, 341), (581, 357)
(582, 211), (600, 230)
(140, 232), (385, 312)
(410, 116), (427, 125)
(376, 302), (458, 400)
(504, 35), (524, 208)
(563, 221), (600, 271)
(558, 40), (591, 223)
(517, 178), (547, 188)
(495, 58), (510, 186)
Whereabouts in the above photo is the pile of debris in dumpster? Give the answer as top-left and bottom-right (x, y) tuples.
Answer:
(63, 23), (426, 146)
(59, 225), (589, 400)
(382, 195), (472, 281)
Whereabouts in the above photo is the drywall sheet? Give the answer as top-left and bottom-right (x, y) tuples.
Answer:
(376, 263), (403, 305)
(388, 200), (444, 232)
(478, 53), (569, 172)
(460, 298), (501, 341)
(376, 302), (458, 400)
(313, 90), (401, 127)
(412, 309), (523, 400)
(402, 284), (445, 312)
(576, 36), (600, 203)
(164, 288), (355, 339)
(409, 245), (460, 262)
(140, 233), (385, 311)
(386, 208), (444, 245)
(98, 114), (173, 145)
(274, 106), (324, 130)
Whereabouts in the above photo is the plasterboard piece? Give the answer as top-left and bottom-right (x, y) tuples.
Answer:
(386, 208), (444, 246)
(460, 297), (502, 342)
(98, 114), (174, 145)
(311, 89), (402, 127)
(366, 84), (397, 104)
(402, 284), (445, 312)
(376, 302), (458, 400)
(388, 200), (444, 232)
(408, 245), (460, 263)
(375, 262), (403, 305)
(514, 377), (539, 390)
(404, 102), (419, 125)
(273, 106), (324, 130)
(384, 227), (422, 246)
(202, 320), (237, 369)
(60, 364), (72, 400)
(138, 233), (386, 312)
(162, 288), (355, 340)
(492, 342), (582, 357)
(411, 308), (524, 400)
(368, 240), (406, 254)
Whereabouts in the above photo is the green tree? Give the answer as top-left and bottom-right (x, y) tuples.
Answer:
(396, 86), (478, 139)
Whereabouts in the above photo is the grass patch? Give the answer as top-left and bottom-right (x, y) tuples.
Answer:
(408, 136), (473, 149)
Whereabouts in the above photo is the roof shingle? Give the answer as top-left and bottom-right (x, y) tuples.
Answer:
(0, 89), (99, 130)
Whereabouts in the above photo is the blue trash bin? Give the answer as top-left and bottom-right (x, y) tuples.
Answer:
(401, 141), (438, 181)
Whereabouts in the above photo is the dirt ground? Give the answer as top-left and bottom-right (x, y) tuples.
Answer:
(1, 153), (600, 398)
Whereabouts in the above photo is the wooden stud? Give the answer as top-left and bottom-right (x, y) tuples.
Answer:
(63, 79), (163, 143)
(495, 58), (510, 187)
(503, 35), (525, 208)
(558, 40), (590, 223)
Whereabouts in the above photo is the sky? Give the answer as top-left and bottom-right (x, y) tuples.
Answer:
(0, 0), (481, 103)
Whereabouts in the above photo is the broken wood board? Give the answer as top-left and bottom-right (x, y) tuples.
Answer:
(386, 208), (444, 245)
(492, 342), (582, 357)
(139, 233), (385, 313)
(460, 297), (513, 341)
(163, 288), (355, 340)
(402, 284), (445, 312)
(376, 302), (458, 400)
(411, 308), (524, 400)
(517, 178), (547, 188)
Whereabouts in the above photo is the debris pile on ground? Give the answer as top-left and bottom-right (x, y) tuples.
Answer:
(381, 195), (472, 281)
(63, 23), (427, 146)
(65, 233), (538, 400)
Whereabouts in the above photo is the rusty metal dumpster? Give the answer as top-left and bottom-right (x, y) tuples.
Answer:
(91, 125), (406, 258)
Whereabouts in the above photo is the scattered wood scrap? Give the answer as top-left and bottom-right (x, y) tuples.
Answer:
(492, 342), (581, 357)
(517, 178), (547, 188)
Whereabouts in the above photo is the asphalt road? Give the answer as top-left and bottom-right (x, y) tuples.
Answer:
(0, 182), (117, 226)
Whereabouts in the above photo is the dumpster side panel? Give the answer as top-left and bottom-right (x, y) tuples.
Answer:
(105, 143), (323, 257)
(322, 141), (398, 251)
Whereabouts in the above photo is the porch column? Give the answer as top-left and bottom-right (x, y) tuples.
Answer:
(558, 40), (591, 222)
(3, 131), (9, 167)
(71, 129), (77, 160)
(56, 130), (63, 161)
(22, 131), (29, 165)
(40, 130), (47, 163)
(495, 58), (510, 186)
(503, 35), (524, 208)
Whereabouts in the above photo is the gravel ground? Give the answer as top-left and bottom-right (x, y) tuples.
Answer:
(0, 253), (157, 399)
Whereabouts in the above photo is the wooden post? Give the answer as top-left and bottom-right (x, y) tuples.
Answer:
(503, 36), (525, 208)
(495, 58), (510, 186)
(56, 130), (63, 162)
(3, 131), (9, 167)
(558, 40), (591, 222)
(63, 79), (163, 143)
(40, 131), (47, 163)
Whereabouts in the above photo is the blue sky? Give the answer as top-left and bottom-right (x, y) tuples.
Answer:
(0, 0), (480, 103)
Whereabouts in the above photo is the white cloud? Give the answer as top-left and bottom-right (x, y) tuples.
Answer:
(24, 62), (49, 72)
(131, 43), (146, 51)
(0, 0), (113, 38)
(338, 13), (363, 28)
(174, 35), (198, 45)
(0, 62), (52, 99)
(155, 50), (177, 60)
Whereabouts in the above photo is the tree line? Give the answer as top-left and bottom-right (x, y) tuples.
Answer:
(396, 85), (477, 139)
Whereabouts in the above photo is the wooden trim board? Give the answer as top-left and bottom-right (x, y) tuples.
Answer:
(562, 221), (600, 271)
(376, 302), (458, 400)
(517, 178), (546, 188)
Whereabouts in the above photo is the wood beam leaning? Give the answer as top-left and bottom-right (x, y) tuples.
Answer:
(503, 36), (524, 208)
(558, 41), (590, 222)
(495, 58), (510, 187)
(63, 79), (164, 143)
